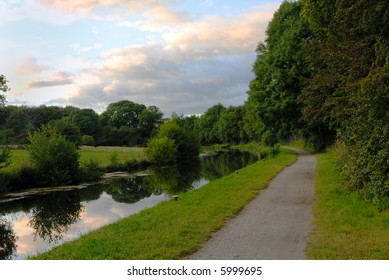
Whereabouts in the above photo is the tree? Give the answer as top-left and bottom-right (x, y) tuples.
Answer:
(0, 130), (12, 169)
(52, 119), (82, 146)
(146, 137), (177, 164)
(27, 125), (80, 186)
(100, 100), (146, 128)
(138, 105), (163, 141)
(301, 0), (389, 208)
(0, 74), (10, 106)
(196, 103), (225, 145)
(69, 108), (100, 138)
(216, 106), (248, 144)
(246, 1), (313, 145)
(157, 120), (201, 159)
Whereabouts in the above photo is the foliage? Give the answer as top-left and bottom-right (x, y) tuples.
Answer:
(0, 74), (10, 107)
(0, 130), (12, 168)
(0, 100), (163, 147)
(246, 1), (313, 145)
(138, 105), (164, 140)
(52, 119), (82, 146)
(301, 0), (389, 207)
(27, 125), (80, 186)
(196, 103), (225, 145)
(0, 218), (17, 260)
(78, 160), (104, 182)
(216, 106), (248, 144)
(157, 120), (201, 159)
(100, 100), (146, 128)
(69, 108), (100, 138)
(81, 135), (95, 146)
(146, 136), (177, 164)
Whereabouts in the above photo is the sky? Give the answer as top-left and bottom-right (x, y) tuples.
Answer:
(0, 0), (281, 116)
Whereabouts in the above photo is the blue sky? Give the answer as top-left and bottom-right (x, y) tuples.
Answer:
(0, 0), (281, 116)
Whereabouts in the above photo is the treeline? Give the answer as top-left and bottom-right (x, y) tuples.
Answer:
(245, 0), (388, 209)
(0, 100), (163, 146)
(0, 102), (250, 149)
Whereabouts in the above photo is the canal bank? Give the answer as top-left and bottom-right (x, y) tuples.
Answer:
(30, 148), (297, 259)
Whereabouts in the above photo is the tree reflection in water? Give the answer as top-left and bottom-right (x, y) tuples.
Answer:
(105, 176), (155, 203)
(28, 192), (84, 245)
(0, 218), (17, 260)
(146, 158), (202, 195)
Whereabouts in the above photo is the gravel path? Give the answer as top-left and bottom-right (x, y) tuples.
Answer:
(188, 148), (316, 260)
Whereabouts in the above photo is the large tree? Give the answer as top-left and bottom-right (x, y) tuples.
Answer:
(100, 100), (146, 128)
(301, 0), (388, 208)
(246, 1), (313, 145)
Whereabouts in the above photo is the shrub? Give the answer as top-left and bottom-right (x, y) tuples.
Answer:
(157, 121), (201, 158)
(146, 137), (177, 165)
(78, 160), (104, 182)
(81, 135), (95, 146)
(27, 125), (80, 186)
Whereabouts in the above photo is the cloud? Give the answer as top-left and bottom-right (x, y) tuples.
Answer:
(28, 72), (73, 89)
(29, 2), (278, 116)
(54, 5), (276, 115)
(17, 57), (52, 75)
(35, 0), (167, 17)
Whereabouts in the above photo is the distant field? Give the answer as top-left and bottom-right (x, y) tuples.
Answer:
(2, 146), (146, 172)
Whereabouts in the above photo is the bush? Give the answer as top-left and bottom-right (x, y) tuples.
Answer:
(157, 121), (201, 158)
(146, 137), (177, 165)
(78, 160), (104, 182)
(27, 125), (80, 186)
(82, 135), (95, 146)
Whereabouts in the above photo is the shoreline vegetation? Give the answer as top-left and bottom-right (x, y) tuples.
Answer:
(30, 148), (297, 259)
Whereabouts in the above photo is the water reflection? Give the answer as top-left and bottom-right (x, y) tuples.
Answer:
(0, 150), (257, 259)
(28, 193), (84, 244)
(146, 158), (202, 195)
(0, 218), (17, 260)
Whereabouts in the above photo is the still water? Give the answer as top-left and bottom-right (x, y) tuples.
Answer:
(0, 150), (257, 260)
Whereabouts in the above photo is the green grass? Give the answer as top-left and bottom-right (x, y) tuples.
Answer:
(306, 149), (389, 259)
(31, 148), (297, 260)
(79, 146), (146, 167)
(1, 146), (146, 172)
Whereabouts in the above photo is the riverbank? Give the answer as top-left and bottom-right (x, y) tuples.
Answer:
(30, 148), (297, 259)
(306, 149), (389, 259)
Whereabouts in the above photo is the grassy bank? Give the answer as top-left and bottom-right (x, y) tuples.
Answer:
(2, 146), (146, 172)
(31, 148), (297, 260)
(306, 149), (389, 259)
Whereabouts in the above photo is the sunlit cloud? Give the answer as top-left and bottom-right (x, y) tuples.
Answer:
(17, 57), (52, 75)
(28, 71), (73, 89)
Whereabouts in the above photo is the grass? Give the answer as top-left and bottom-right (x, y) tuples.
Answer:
(30, 148), (297, 260)
(79, 146), (146, 166)
(1, 146), (146, 172)
(306, 149), (389, 259)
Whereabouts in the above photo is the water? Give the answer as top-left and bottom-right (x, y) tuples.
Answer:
(0, 150), (257, 260)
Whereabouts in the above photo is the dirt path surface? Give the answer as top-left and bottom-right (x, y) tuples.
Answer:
(188, 148), (316, 260)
